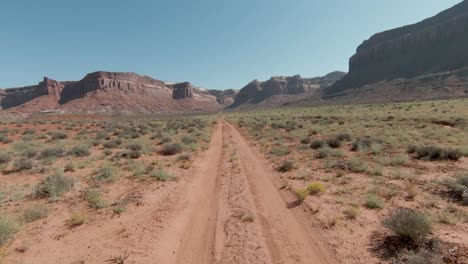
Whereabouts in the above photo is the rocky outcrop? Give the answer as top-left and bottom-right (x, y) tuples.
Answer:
(230, 72), (345, 108)
(0, 71), (227, 113)
(171, 82), (194, 99)
(208, 89), (238, 105)
(0, 77), (63, 110)
(324, 0), (468, 98)
(59, 72), (168, 104)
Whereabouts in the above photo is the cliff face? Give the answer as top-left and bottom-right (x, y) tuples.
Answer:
(324, 0), (468, 98)
(208, 89), (238, 105)
(171, 82), (194, 99)
(230, 72), (345, 108)
(59, 72), (168, 104)
(0, 77), (63, 110)
(0, 72), (226, 113)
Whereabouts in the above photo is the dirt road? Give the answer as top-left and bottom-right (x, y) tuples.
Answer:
(153, 120), (336, 264)
(3, 120), (336, 264)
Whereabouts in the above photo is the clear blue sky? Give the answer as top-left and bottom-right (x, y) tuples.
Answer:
(0, 0), (461, 89)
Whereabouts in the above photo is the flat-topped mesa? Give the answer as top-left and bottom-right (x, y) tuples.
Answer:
(171, 82), (194, 99)
(59, 71), (168, 104)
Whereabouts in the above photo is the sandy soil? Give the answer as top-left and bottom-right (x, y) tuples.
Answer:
(2, 120), (337, 264)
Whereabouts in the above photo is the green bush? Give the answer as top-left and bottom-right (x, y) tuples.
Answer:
(159, 143), (182, 155)
(41, 147), (65, 159)
(84, 188), (107, 209)
(336, 133), (352, 141)
(307, 182), (325, 195)
(151, 169), (175, 181)
(0, 216), (18, 246)
(276, 160), (294, 172)
(34, 174), (75, 198)
(68, 145), (91, 157)
(365, 194), (384, 209)
(270, 147), (290, 156)
(95, 165), (118, 182)
(310, 140), (325, 149)
(22, 205), (49, 222)
(0, 153), (11, 164)
(408, 145), (462, 161)
(181, 136), (196, 145)
(51, 131), (68, 140)
(13, 158), (33, 171)
(383, 208), (431, 244)
(103, 139), (122, 149)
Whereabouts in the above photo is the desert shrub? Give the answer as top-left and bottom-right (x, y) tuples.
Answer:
(159, 143), (182, 155)
(336, 133), (352, 141)
(68, 145), (91, 157)
(95, 165), (118, 182)
(325, 138), (341, 149)
(126, 142), (143, 151)
(22, 148), (38, 158)
(181, 136), (196, 145)
(41, 146), (65, 159)
(127, 149), (142, 159)
(315, 148), (330, 159)
(34, 174), (75, 199)
(68, 212), (86, 227)
(300, 138), (311, 144)
(13, 158), (33, 171)
(294, 188), (308, 202)
(22, 205), (49, 222)
(276, 160), (294, 172)
(347, 157), (367, 173)
(51, 131), (68, 140)
(64, 162), (75, 172)
(151, 169), (175, 181)
(84, 188), (107, 209)
(365, 194), (384, 209)
(408, 145), (462, 161)
(344, 206), (360, 220)
(383, 208), (431, 244)
(444, 173), (468, 204)
(176, 153), (191, 161)
(0, 135), (13, 143)
(0, 153), (11, 164)
(103, 139), (122, 149)
(307, 182), (325, 195)
(399, 250), (436, 264)
(351, 138), (383, 152)
(0, 216), (18, 246)
(130, 132), (140, 139)
(270, 147), (290, 156)
(310, 140), (325, 149)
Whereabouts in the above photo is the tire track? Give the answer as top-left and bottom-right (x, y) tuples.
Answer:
(224, 120), (337, 264)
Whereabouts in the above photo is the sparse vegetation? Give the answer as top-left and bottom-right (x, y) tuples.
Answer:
(34, 173), (75, 199)
(22, 205), (49, 222)
(383, 208), (431, 245)
(0, 216), (18, 246)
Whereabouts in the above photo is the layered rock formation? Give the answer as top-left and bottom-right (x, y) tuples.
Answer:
(0, 72), (228, 113)
(230, 72), (345, 108)
(324, 0), (468, 99)
(170, 82), (194, 99)
(0, 77), (63, 110)
(208, 89), (238, 105)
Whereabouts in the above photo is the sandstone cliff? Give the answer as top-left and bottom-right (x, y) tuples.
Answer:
(324, 0), (468, 98)
(230, 72), (345, 108)
(0, 72), (226, 113)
